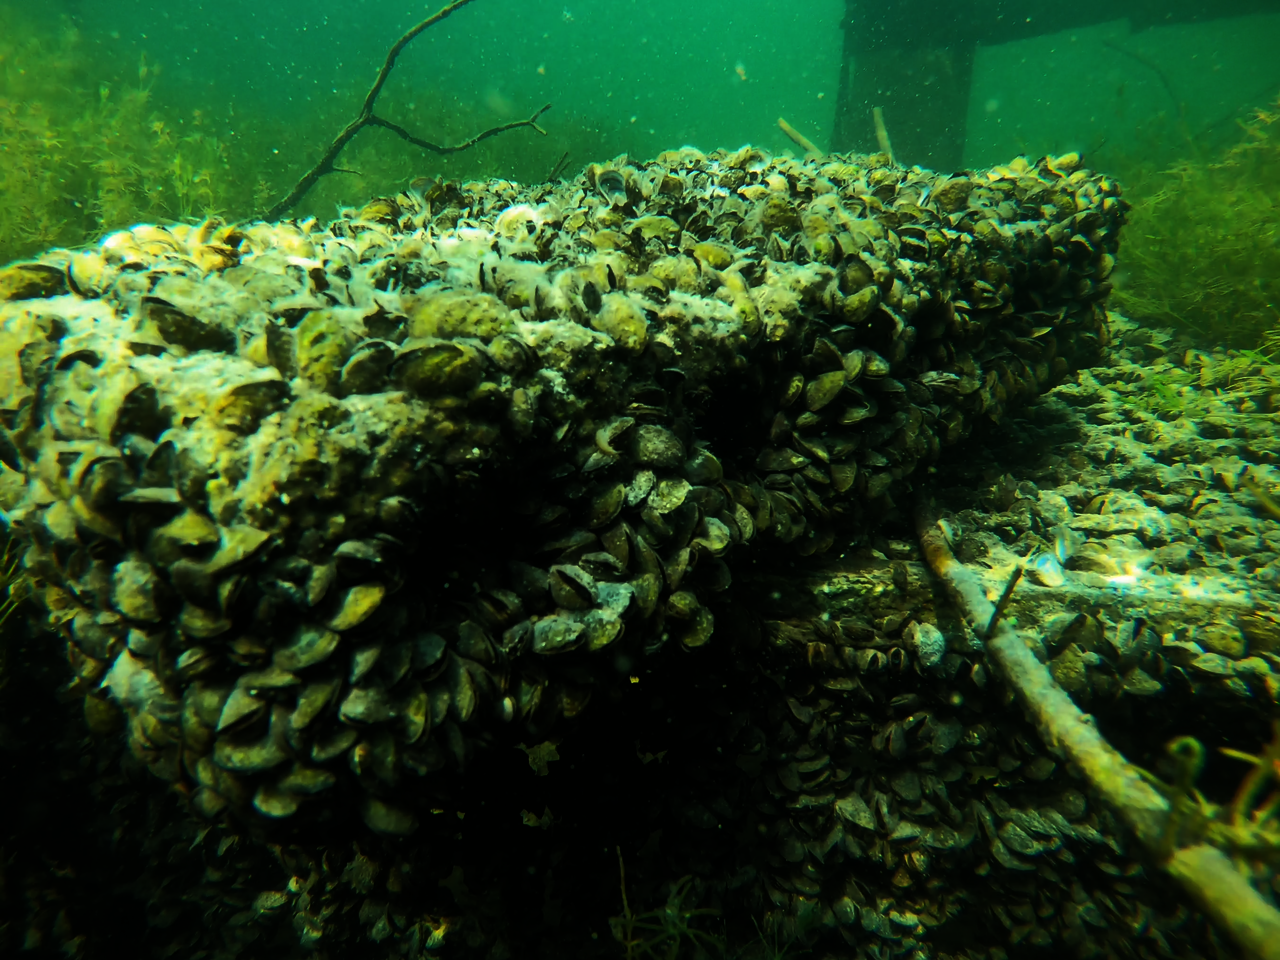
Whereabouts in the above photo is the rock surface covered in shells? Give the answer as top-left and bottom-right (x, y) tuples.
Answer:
(0, 147), (1133, 956)
(724, 316), (1280, 960)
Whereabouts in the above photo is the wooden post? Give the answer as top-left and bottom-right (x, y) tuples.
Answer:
(832, 0), (973, 171)
(829, 0), (1280, 172)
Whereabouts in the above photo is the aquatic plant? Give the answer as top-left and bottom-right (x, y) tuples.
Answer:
(0, 8), (248, 264)
(0, 532), (32, 692)
(605, 851), (820, 960)
(1111, 91), (1280, 349)
(1218, 728), (1280, 865)
(1140, 730), (1280, 877)
(610, 849), (725, 960)
(0, 6), (623, 265)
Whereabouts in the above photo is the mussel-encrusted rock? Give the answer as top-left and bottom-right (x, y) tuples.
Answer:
(0, 145), (1124, 956)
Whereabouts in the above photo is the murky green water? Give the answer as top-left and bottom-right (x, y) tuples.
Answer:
(3, 3), (1280, 959)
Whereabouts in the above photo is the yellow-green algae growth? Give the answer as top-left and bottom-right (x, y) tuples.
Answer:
(0, 8), (624, 267)
(1110, 91), (1280, 351)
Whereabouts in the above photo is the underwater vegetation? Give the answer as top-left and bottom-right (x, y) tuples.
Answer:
(0, 6), (622, 267)
(1114, 329), (1280, 422)
(608, 850), (818, 960)
(610, 855), (725, 960)
(0, 533), (31, 690)
(1145, 729), (1280, 869)
(1109, 91), (1280, 350)
(0, 6), (249, 265)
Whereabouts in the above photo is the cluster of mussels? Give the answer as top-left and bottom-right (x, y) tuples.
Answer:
(721, 555), (1227, 960)
(0, 146), (1122, 953)
(624, 320), (1274, 960)
(912, 317), (1280, 724)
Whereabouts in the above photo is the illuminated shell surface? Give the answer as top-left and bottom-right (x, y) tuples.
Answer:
(0, 146), (1136, 955)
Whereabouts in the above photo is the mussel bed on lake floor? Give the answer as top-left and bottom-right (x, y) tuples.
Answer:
(4, 315), (1278, 960)
(0, 146), (1274, 958)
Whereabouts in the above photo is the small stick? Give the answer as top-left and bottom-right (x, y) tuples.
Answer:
(265, 0), (551, 221)
(777, 117), (821, 157)
(616, 846), (635, 960)
(985, 563), (1023, 638)
(872, 106), (894, 164)
(546, 150), (570, 182)
(1102, 39), (1180, 111)
(616, 846), (631, 920)
(366, 105), (551, 156)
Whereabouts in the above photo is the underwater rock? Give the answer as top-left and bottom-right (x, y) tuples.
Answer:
(0, 146), (1126, 954)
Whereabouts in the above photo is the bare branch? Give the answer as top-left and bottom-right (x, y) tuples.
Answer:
(366, 103), (552, 156)
(265, 0), (550, 221)
(916, 500), (1280, 960)
(360, 0), (482, 119)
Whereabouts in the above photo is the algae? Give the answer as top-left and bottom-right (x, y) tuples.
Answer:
(0, 7), (245, 264)
(607, 846), (824, 960)
(0, 8), (625, 267)
(1140, 729), (1280, 872)
(0, 532), (32, 692)
(1108, 91), (1280, 350)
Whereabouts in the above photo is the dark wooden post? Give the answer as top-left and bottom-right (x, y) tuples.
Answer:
(832, 0), (973, 172)
(830, 0), (1280, 173)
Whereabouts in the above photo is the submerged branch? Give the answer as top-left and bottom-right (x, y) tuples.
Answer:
(546, 149), (571, 182)
(366, 103), (551, 156)
(916, 500), (1280, 960)
(915, 501), (1167, 840)
(265, 0), (551, 221)
(777, 116), (821, 157)
(359, 0), (481, 118)
(1102, 39), (1181, 112)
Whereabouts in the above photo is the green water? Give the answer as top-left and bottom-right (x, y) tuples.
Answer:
(964, 11), (1280, 167)
(4, 0), (1279, 241)
(46, 0), (1280, 168)
(4, 3), (1280, 958)
(63, 0), (845, 161)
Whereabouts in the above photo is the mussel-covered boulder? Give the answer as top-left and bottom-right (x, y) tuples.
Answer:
(0, 146), (1124, 952)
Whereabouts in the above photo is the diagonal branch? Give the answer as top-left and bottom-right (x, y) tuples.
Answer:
(546, 149), (571, 182)
(265, 0), (551, 221)
(915, 499), (1280, 960)
(359, 0), (481, 118)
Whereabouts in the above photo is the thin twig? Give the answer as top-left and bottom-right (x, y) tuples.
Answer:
(265, 0), (551, 221)
(985, 563), (1022, 638)
(917, 500), (1280, 960)
(547, 150), (570, 182)
(616, 846), (631, 921)
(365, 104), (551, 155)
(613, 846), (636, 960)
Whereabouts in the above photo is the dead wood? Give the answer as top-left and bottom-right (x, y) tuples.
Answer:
(266, 0), (551, 221)
(916, 500), (1280, 960)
